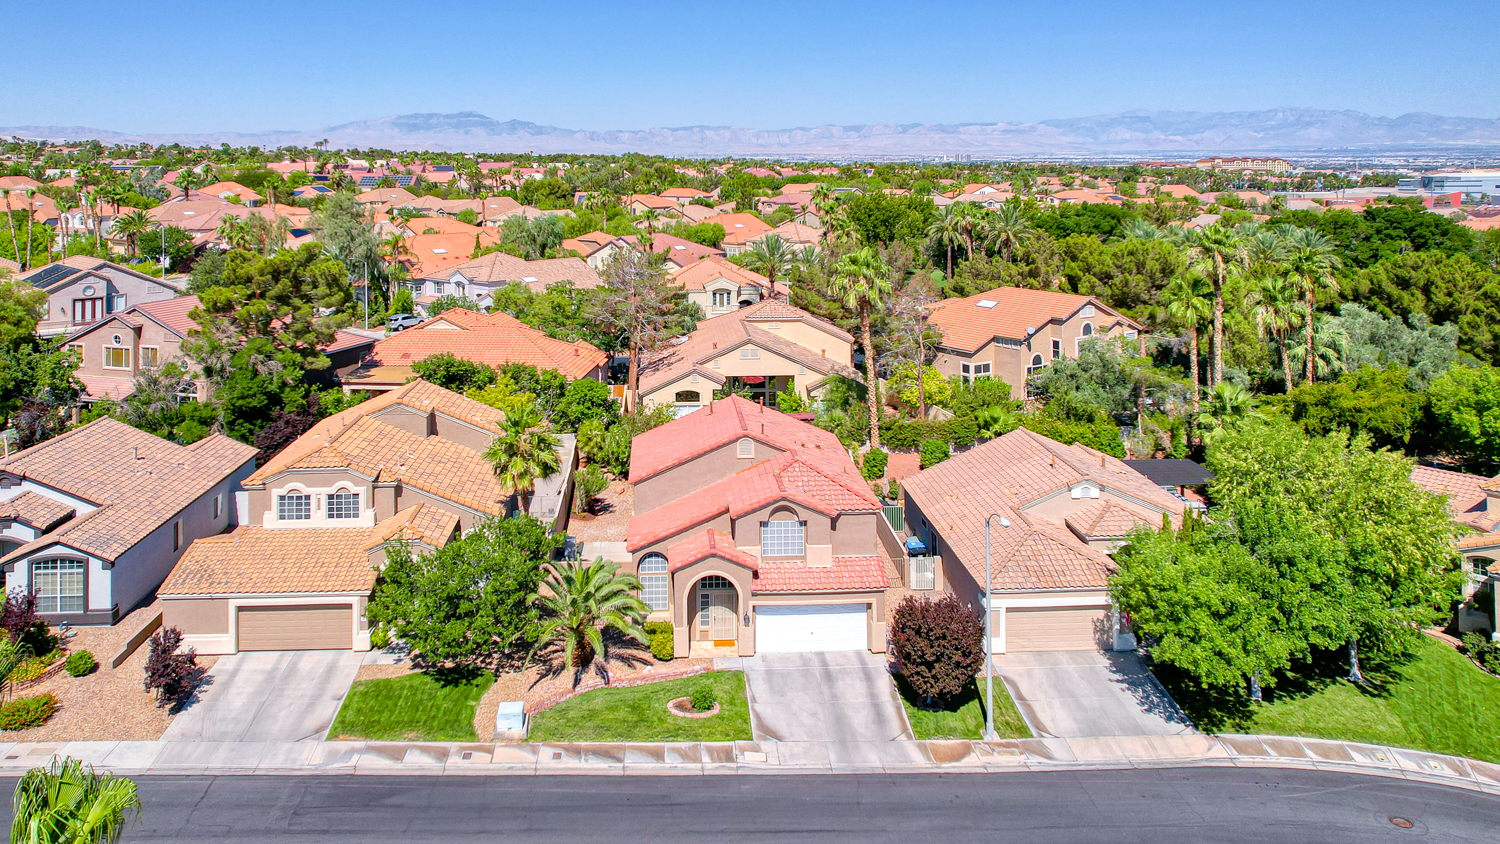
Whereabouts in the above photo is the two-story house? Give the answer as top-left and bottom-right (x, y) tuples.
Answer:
(0, 419), (257, 626)
(625, 397), (889, 657)
(928, 287), (1142, 401)
(635, 300), (859, 416)
(670, 257), (771, 317)
(411, 251), (601, 312)
(157, 380), (570, 654)
(20, 257), (185, 338)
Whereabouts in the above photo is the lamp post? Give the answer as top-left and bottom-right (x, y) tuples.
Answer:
(983, 513), (1011, 741)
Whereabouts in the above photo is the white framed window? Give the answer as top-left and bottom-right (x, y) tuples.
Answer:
(140, 346), (160, 368)
(639, 553), (668, 611)
(1081, 304), (1096, 318)
(973, 362), (991, 380)
(33, 559), (85, 614)
(277, 492), (311, 521)
(1027, 354), (1045, 378)
(737, 438), (754, 458)
(212, 494), (222, 519)
(739, 347), (759, 359)
(109, 294), (126, 313)
(761, 519), (806, 557)
(1051, 338), (1062, 359)
(327, 491), (360, 519)
(103, 347), (130, 369)
(712, 290), (731, 308)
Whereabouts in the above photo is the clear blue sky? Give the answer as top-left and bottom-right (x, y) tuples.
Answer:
(3, 0), (1495, 133)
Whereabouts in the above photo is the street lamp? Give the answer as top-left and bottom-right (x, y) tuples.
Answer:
(983, 513), (1011, 741)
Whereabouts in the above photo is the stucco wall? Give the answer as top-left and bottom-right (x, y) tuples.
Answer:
(162, 597), (229, 635)
(633, 438), (783, 514)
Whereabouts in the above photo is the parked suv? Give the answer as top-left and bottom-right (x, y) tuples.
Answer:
(387, 313), (422, 332)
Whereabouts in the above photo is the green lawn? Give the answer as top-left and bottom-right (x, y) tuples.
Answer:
(896, 674), (1031, 740)
(1155, 636), (1500, 764)
(329, 669), (494, 741)
(527, 671), (752, 742)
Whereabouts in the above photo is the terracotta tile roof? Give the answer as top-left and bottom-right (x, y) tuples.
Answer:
(661, 187), (710, 199)
(0, 419), (256, 565)
(702, 213), (773, 245)
(1065, 500), (1159, 539)
(635, 300), (857, 397)
(670, 256), (769, 292)
(929, 287), (1142, 354)
(752, 221), (823, 246)
(628, 444), (879, 552)
(630, 394), (853, 482)
(77, 375), (137, 402)
(400, 216), (488, 238)
(404, 232), (498, 277)
(559, 231), (617, 256)
(901, 428), (1183, 591)
(1410, 465), (1500, 532)
(131, 294), (201, 337)
(754, 556), (888, 592)
(666, 529), (758, 573)
(325, 329), (377, 355)
(355, 187), (416, 204)
(432, 251), (601, 291)
(621, 233), (724, 265)
(0, 491), (75, 531)
(360, 308), (606, 380)
(628, 194), (678, 210)
(159, 504), (457, 596)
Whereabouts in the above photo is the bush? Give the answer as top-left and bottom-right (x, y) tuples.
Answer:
(890, 595), (984, 707)
(572, 465), (608, 515)
(64, 650), (96, 677)
(650, 630), (675, 661)
(689, 686), (715, 712)
(412, 353), (498, 392)
(554, 378), (619, 432)
(1462, 631), (1500, 674)
(368, 626), (390, 650)
(861, 448), (888, 481)
(143, 626), (199, 708)
(920, 439), (950, 468)
(0, 693), (57, 730)
(887, 477), (900, 500)
(11, 650), (61, 684)
(947, 414), (978, 448)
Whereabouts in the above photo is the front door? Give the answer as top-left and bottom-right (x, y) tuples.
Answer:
(710, 590), (736, 645)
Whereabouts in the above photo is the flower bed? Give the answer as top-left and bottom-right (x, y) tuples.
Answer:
(666, 696), (719, 719)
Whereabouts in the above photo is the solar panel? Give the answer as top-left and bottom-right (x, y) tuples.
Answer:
(28, 264), (81, 290)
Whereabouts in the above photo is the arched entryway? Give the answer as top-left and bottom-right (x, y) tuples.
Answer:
(691, 574), (740, 649)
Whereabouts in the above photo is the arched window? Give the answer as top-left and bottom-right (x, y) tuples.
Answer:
(639, 553), (668, 611)
(737, 437), (755, 458)
(327, 491), (360, 519)
(675, 390), (700, 404)
(1027, 354), (1045, 378)
(32, 559), (85, 613)
(1081, 322), (1093, 337)
(277, 492), (311, 521)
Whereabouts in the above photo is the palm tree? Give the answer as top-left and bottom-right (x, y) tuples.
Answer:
(1184, 226), (1248, 387)
(484, 408), (561, 515)
(1288, 313), (1349, 383)
(1283, 226), (1344, 385)
(829, 247), (893, 447)
(175, 167), (202, 202)
(2, 189), (19, 266)
(925, 205), (964, 278)
(10, 756), (141, 844)
(809, 183), (836, 223)
(638, 208), (661, 238)
(988, 203), (1034, 263)
(1162, 274), (1213, 413)
(111, 210), (154, 258)
(529, 558), (649, 681)
(1247, 273), (1303, 393)
(1120, 218), (1162, 241)
(1196, 381), (1265, 445)
(216, 217), (252, 251)
(743, 234), (795, 299)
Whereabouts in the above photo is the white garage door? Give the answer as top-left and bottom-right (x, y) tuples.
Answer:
(237, 605), (353, 651)
(755, 604), (868, 653)
(1002, 607), (1108, 652)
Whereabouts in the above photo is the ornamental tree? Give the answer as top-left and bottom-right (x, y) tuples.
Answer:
(890, 595), (983, 707)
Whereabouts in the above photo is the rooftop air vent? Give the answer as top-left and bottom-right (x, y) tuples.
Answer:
(976, 299), (997, 309)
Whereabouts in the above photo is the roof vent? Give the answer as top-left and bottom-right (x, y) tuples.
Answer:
(976, 299), (997, 309)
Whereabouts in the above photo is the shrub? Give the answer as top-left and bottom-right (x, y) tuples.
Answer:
(643, 621), (672, 636)
(554, 378), (619, 431)
(890, 595), (984, 707)
(887, 477), (900, 500)
(1463, 631), (1500, 674)
(143, 626), (199, 707)
(412, 353), (497, 392)
(572, 465), (608, 515)
(947, 414), (978, 448)
(0, 693), (58, 730)
(0, 589), (41, 650)
(368, 626), (390, 650)
(650, 630), (675, 661)
(11, 650), (61, 684)
(861, 448), (888, 481)
(920, 439), (950, 468)
(64, 650), (96, 677)
(689, 686), (715, 712)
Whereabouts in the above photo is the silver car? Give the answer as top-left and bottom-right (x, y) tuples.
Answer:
(386, 313), (422, 332)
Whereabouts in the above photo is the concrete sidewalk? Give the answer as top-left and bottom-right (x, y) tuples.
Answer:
(3, 734), (1498, 794)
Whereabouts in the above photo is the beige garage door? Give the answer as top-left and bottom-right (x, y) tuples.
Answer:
(1005, 607), (1108, 652)
(237, 605), (352, 651)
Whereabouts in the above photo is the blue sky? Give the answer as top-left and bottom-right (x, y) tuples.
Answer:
(3, 0), (1495, 133)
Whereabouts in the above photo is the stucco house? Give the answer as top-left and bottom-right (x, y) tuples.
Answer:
(0, 419), (257, 626)
(411, 251), (601, 312)
(670, 257), (771, 318)
(20, 257), (185, 338)
(158, 380), (564, 654)
(1409, 465), (1500, 639)
(635, 300), (859, 415)
(900, 428), (1185, 653)
(625, 396), (889, 657)
(928, 287), (1142, 401)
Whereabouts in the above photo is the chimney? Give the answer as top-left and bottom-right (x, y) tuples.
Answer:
(1101, 454), (1106, 468)
(1050, 453), (1055, 469)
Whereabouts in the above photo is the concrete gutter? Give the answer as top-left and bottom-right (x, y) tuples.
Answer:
(1, 734), (1498, 793)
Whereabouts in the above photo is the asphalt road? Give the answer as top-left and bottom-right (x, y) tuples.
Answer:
(2, 767), (1497, 842)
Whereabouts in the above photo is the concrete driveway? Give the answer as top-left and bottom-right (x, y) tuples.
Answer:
(994, 650), (1194, 738)
(163, 651), (365, 742)
(741, 651), (911, 742)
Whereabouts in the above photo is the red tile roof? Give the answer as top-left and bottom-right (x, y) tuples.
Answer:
(701, 213), (773, 245)
(362, 308), (606, 380)
(929, 287), (1141, 353)
(630, 394), (851, 482)
(755, 556), (888, 592)
(1410, 465), (1500, 532)
(666, 529), (758, 573)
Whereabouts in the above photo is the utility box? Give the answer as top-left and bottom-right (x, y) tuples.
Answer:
(494, 701), (527, 741)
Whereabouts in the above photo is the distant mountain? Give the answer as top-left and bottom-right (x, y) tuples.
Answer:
(5, 108), (1500, 158)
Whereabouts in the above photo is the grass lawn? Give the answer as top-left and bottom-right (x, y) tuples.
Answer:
(1155, 636), (1500, 764)
(329, 668), (494, 741)
(527, 671), (751, 743)
(895, 674), (1030, 740)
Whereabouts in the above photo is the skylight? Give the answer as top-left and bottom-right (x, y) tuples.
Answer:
(976, 299), (997, 308)
(523, 276), (538, 283)
(432, 248), (448, 254)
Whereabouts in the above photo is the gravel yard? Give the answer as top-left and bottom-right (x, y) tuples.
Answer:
(1, 602), (216, 742)
(565, 475), (631, 543)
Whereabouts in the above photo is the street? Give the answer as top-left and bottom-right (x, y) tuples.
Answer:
(3, 767), (1496, 842)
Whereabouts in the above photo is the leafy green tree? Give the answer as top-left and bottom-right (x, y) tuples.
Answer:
(830, 247), (892, 446)
(0, 342), (82, 428)
(841, 193), (936, 247)
(1278, 366), (1420, 447)
(553, 378), (619, 431)
(1426, 364), (1500, 465)
(190, 245), (353, 363)
(9, 756), (141, 844)
(1357, 251), (1500, 364)
(529, 558), (649, 680)
(368, 515), (560, 666)
(0, 276), (47, 349)
(411, 353), (497, 392)
(1331, 303), (1457, 390)
(309, 191), (386, 299)
(590, 247), (686, 395)
(484, 408), (562, 514)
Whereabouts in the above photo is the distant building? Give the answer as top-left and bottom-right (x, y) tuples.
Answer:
(1195, 156), (1291, 174)
(1398, 171), (1500, 202)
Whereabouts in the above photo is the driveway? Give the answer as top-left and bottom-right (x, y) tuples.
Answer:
(741, 651), (911, 742)
(163, 651), (365, 742)
(994, 650), (1195, 738)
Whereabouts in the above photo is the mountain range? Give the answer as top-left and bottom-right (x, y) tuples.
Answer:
(5, 108), (1500, 158)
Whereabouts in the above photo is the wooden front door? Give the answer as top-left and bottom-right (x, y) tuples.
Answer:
(710, 590), (736, 644)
